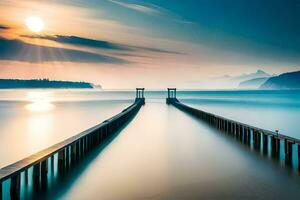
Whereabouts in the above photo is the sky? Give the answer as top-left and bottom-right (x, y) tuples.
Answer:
(0, 0), (299, 89)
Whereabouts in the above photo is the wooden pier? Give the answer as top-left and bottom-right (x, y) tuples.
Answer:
(1, 88), (299, 199)
(0, 89), (145, 199)
(166, 88), (300, 169)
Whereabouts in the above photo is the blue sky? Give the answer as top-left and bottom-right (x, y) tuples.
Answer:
(98, 0), (300, 60)
(0, 0), (299, 88)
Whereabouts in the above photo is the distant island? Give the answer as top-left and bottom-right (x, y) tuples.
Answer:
(260, 71), (300, 89)
(0, 79), (97, 89)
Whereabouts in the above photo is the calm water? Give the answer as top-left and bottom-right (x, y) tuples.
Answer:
(0, 89), (300, 199)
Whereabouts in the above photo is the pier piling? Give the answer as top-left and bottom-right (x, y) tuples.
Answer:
(284, 139), (293, 164)
(41, 159), (48, 176)
(271, 136), (281, 158)
(58, 149), (65, 175)
(0, 181), (2, 200)
(298, 144), (300, 170)
(33, 163), (41, 190)
(10, 174), (20, 199)
(247, 128), (251, 145)
(263, 133), (268, 154)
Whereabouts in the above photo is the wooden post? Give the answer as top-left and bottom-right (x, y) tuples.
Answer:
(41, 159), (48, 176)
(257, 131), (261, 150)
(237, 124), (241, 140)
(247, 128), (251, 145)
(33, 163), (41, 190)
(51, 155), (54, 172)
(238, 126), (242, 141)
(240, 126), (243, 141)
(298, 144), (300, 170)
(10, 173), (20, 199)
(271, 136), (275, 156)
(0, 181), (2, 200)
(41, 159), (48, 190)
(76, 141), (80, 160)
(88, 135), (92, 150)
(275, 137), (280, 158)
(85, 136), (88, 152)
(263, 133), (268, 154)
(66, 146), (70, 170)
(284, 140), (293, 164)
(243, 128), (247, 144)
(25, 169), (28, 185)
(71, 143), (76, 165)
(79, 139), (83, 158)
(253, 130), (258, 149)
(252, 130), (255, 147)
(58, 149), (65, 174)
(234, 123), (238, 138)
(271, 136), (280, 158)
(227, 121), (230, 133)
(77, 140), (82, 159)
(226, 120), (229, 133)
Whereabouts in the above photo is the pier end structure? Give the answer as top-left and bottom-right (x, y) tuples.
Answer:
(166, 88), (179, 104)
(136, 88), (145, 105)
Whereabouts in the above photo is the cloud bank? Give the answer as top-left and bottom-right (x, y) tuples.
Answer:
(0, 24), (10, 30)
(22, 35), (182, 54)
(0, 37), (129, 64)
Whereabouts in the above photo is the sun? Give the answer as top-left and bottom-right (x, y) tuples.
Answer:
(25, 16), (45, 33)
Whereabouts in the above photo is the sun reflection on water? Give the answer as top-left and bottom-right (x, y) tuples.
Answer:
(27, 113), (54, 152)
(26, 91), (55, 112)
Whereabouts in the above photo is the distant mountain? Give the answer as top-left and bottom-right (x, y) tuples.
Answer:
(238, 77), (269, 89)
(207, 69), (273, 89)
(0, 79), (94, 89)
(230, 70), (272, 82)
(260, 71), (300, 89)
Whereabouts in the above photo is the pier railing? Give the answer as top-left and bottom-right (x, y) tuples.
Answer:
(166, 89), (300, 170)
(0, 89), (145, 199)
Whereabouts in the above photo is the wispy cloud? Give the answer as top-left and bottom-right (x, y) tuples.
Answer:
(108, 0), (160, 15)
(108, 0), (193, 25)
